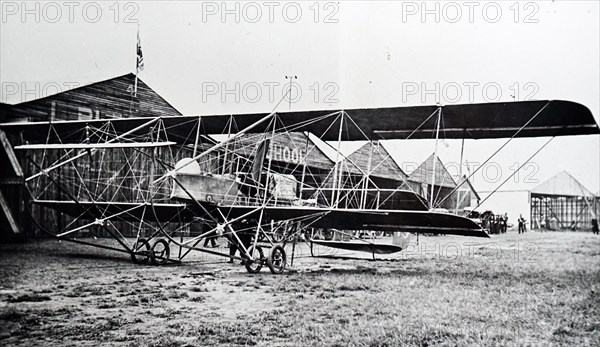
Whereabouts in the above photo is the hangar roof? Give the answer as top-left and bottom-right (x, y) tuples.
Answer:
(2, 73), (182, 122)
(457, 175), (481, 200)
(342, 141), (407, 180)
(408, 154), (458, 188)
(532, 171), (595, 197)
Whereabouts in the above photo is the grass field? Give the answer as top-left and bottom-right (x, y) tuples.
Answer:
(0, 231), (598, 346)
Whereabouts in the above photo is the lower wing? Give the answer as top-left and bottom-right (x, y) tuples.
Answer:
(33, 200), (488, 238)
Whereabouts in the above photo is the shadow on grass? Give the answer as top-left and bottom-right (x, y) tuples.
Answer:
(59, 252), (133, 263)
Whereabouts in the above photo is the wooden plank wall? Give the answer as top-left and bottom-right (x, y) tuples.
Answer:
(344, 141), (408, 184)
(3, 74), (188, 238)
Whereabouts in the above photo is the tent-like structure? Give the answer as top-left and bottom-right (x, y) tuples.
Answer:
(453, 175), (481, 214)
(404, 153), (458, 210)
(340, 141), (409, 209)
(530, 171), (598, 230)
(316, 140), (410, 209)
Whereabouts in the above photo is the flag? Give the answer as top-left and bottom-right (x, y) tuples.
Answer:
(136, 28), (144, 72)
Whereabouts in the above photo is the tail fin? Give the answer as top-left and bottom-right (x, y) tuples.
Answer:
(252, 139), (269, 183)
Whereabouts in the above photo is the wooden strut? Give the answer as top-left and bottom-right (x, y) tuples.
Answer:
(290, 236), (296, 267)
(455, 134), (465, 214)
(331, 112), (344, 208)
(0, 129), (24, 234)
(262, 116), (277, 205)
(361, 137), (375, 210)
(430, 107), (442, 210)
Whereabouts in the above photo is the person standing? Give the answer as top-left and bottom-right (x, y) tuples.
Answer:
(592, 218), (599, 235)
(518, 214), (525, 234)
(226, 219), (254, 264)
(203, 230), (218, 248)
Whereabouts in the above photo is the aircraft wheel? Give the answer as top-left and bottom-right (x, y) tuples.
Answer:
(244, 245), (264, 273)
(150, 239), (170, 265)
(267, 245), (286, 274)
(131, 237), (150, 264)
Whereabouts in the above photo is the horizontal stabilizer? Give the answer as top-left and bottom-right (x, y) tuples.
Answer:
(311, 239), (403, 254)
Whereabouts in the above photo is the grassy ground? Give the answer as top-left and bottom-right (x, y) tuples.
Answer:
(0, 231), (598, 346)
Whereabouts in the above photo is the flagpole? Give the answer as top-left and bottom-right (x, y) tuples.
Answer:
(134, 24), (140, 97)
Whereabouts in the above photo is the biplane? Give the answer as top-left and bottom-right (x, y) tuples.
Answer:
(0, 99), (598, 273)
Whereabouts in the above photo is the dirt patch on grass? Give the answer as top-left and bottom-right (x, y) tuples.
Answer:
(1, 232), (599, 346)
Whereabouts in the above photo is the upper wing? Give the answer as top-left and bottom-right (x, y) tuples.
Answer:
(2, 100), (597, 141)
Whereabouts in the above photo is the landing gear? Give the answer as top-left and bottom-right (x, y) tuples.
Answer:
(267, 245), (286, 274)
(131, 237), (150, 264)
(244, 245), (264, 273)
(150, 239), (170, 265)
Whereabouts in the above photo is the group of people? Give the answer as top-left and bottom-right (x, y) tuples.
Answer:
(482, 213), (508, 234)
(535, 214), (568, 231)
(535, 214), (556, 231)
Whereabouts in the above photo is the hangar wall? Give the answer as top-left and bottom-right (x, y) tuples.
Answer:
(1, 74), (185, 239)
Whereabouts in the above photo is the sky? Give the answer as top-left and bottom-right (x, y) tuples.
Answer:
(1, 1), (599, 193)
